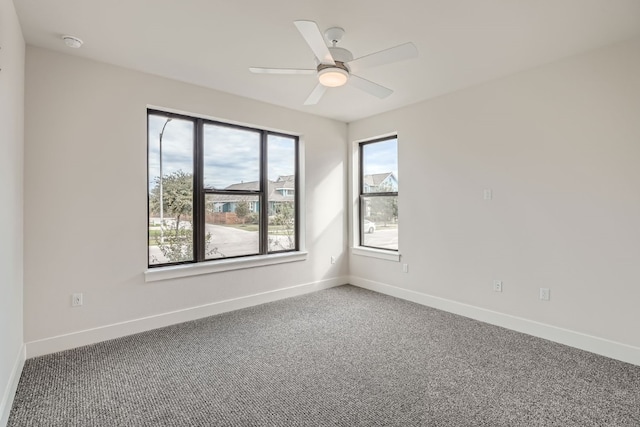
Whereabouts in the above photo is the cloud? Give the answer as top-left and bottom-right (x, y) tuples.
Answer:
(267, 135), (296, 181)
(148, 114), (298, 191)
(203, 124), (261, 188)
(148, 116), (195, 192)
(362, 138), (398, 179)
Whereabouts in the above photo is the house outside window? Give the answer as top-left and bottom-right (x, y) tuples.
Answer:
(359, 136), (398, 251)
(148, 110), (298, 267)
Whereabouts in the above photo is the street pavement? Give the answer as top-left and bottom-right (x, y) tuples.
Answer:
(362, 228), (398, 250)
(149, 223), (295, 264)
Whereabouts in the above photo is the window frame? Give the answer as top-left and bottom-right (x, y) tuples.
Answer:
(358, 135), (399, 252)
(147, 109), (300, 269)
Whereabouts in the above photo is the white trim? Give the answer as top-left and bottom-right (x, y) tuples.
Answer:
(350, 276), (640, 367)
(145, 251), (308, 282)
(349, 132), (400, 255)
(0, 344), (25, 427)
(351, 246), (400, 262)
(26, 277), (347, 358)
(145, 106), (307, 282)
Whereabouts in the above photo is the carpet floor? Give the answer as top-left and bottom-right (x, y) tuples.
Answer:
(8, 285), (640, 426)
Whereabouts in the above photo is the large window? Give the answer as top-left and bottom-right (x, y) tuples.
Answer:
(148, 110), (298, 267)
(359, 136), (398, 251)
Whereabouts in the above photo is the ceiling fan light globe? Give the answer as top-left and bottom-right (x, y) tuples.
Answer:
(318, 68), (349, 87)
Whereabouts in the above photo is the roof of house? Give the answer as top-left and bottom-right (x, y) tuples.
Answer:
(211, 176), (295, 204)
(224, 181), (259, 191)
(364, 172), (396, 188)
(274, 175), (295, 190)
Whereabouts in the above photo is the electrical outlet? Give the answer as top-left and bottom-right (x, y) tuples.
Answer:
(72, 293), (83, 307)
(493, 280), (503, 292)
(402, 264), (409, 273)
(484, 189), (493, 200)
(330, 256), (336, 264)
(539, 288), (550, 301)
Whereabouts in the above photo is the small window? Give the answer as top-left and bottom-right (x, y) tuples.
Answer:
(148, 110), (299, 267)
(359, 137), (398, 251)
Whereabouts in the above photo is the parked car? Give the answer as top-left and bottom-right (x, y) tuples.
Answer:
(364, 220), (376, 234)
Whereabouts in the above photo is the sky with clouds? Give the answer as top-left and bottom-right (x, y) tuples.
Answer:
(362, 138), (398, 179)
(148, 114), (295, 191)
(149, 114), (396, 191)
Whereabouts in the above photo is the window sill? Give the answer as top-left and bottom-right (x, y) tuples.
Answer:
(145, 251), (308, 282)
(351, 246), (400, 262)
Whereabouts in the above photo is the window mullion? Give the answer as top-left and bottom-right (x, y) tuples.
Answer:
(194, 118), (205, 262)
(294, 136), (300, 251)
(364, 191), (398, 197)
(359, 194), (364, 246)
(260, 131), (269, 255)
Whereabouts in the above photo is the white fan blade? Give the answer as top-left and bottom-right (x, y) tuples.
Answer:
(294, 20), (335, 65)
(304, 83), (327, 105)
(349, 75), (393, 99)
(249, 67), (315, 75)
(347, 42), (418, 73)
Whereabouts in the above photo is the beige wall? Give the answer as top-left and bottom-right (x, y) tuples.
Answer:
(0, 0), (25, 422)
(23, 47), (348, 348)
(18, 31), (640, 364)
(349, 37), (640, 349)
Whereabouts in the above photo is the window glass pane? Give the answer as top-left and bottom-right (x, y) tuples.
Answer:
(148, 110), (299, 267)
(148, 115), (194, 265)
(361, 195), (398, 250)
(267, 135), (296, 252)
(362, 138), (398, 193)
(203, 124), (260, 190)
(204, 194), (260, 259)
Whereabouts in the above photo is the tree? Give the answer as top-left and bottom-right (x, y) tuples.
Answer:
(149, 170), (220, 262)
(268, 202), (295, 251)
(235, 201), (249, 225)
(369, 196), (397, 226)
(149, 170), (193, 227)
(367, 182), (398, 226)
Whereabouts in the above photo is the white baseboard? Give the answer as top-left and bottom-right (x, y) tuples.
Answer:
(350, 276), (640, 366)
(0, 344), (26, 427)
(26, 277), (347, 358)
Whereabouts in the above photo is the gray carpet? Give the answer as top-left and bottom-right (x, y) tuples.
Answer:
(8, 285), (640, 426)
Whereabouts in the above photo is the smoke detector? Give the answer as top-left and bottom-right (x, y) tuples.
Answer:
(62, 35), (83, 49)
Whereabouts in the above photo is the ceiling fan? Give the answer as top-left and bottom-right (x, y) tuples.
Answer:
(250, 20), (418, 105)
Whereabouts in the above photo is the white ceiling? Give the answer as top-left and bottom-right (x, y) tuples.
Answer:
(14, 0), (640, 122)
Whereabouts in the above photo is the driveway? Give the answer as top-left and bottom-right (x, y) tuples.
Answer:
(149, 223), (294, 263)
(205, 223), (259, 258)
(362, 228), (398, 250)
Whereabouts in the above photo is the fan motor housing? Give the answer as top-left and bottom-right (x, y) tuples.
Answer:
(317, 61), (349, 74)
(317, 62), (350, 87)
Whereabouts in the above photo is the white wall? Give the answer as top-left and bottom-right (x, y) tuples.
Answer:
(23, 47), (348, 355)
(18, 30), (640, 367)
(349, 37), (640, 359)
(0, 0), (25, 424)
